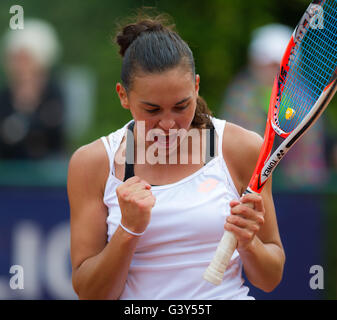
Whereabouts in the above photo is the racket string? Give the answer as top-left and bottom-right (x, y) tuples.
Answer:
(276, 0), (337, 133)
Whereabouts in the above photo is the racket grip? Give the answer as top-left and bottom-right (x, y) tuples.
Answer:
(203, 199), (254, 285)
(203, 230), (237, 285)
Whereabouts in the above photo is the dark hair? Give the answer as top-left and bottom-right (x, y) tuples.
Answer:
(115, 11), (213, 128)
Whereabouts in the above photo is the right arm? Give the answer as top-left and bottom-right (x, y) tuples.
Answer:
(68, 140), (155, 299)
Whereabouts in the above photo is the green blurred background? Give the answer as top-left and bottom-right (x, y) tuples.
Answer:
(0, 0), (336, 299)
(4, 0), (332, 147)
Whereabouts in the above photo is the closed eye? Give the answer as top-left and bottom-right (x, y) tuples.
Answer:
(145, 104), (189, 114)
(174, 104), (189, 111)
(142, 97), (191, 114)
(145, 108), (160, 113)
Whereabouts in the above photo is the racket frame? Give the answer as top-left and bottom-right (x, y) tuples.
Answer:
(203, 0), (337, 285)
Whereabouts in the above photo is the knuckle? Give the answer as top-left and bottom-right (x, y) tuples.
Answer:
(234, 216), (242, 225)
(227, 216), (237, 224)
(240, 205), (249, 215)
(122, 190), (131, 199)
(258, 215), (265, 225)
(243, 201), (254, 209)
(232, 205), (244, 215)
(251, 224), (259, 233)
(117, 188), (129, 199)
(230, 207), (238, 215)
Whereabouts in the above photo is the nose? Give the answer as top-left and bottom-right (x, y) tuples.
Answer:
(158, 119), (175, 131)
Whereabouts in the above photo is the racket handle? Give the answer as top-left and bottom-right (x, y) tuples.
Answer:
(203, 230), (237, 285)
(203, 200), (254, 285)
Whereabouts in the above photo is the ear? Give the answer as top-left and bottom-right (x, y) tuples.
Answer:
(195, 74), (200, 96)
(116, 83), (130, 110)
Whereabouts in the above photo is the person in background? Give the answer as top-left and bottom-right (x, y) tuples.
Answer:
(219, 24), (328, 189)
(0, 18), (65, 159)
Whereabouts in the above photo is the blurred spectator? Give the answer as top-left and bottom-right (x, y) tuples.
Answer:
(0, 18), (65, 160)
(219, 24), (328, 190)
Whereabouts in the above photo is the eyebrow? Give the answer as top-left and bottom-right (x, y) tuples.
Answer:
(141, 96), (191, 108)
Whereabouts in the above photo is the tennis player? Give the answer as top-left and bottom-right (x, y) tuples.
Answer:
(67, 13), (285, 300)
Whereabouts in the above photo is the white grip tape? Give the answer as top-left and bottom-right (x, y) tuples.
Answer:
(203, 230), (237, 285)
(203, 199), (254, 285)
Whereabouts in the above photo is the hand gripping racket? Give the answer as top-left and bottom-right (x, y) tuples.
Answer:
(204, 0), (337, 285)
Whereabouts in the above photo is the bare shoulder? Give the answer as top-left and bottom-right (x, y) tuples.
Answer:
(68, 138), (110, 196)
(222, 122), (263, 194)
(223, 122), (263, 158)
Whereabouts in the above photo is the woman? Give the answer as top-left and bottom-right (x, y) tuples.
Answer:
(68, 14), (285, 300)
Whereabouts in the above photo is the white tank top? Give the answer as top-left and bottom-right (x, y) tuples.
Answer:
(101, 117), (254, 300)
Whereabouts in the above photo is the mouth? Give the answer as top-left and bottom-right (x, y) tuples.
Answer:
(153, 134), (178, 149)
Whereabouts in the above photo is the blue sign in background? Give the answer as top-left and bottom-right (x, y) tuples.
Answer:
(0, 187), (75, 299)
(247, 193), (325, 299)
(0, 187), (329, 299)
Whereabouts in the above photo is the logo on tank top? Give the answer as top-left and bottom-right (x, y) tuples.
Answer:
(197, 178), (219, 193)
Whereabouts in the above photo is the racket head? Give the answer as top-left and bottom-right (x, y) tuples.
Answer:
(248, 0), (337, 193)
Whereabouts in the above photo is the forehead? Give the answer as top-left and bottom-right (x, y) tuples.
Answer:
(130, 67), (195, 102)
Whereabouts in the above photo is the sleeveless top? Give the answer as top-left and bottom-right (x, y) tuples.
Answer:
(101, 117), (254, 300)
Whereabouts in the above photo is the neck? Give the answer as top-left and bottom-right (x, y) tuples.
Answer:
(132, 125), (206, 166)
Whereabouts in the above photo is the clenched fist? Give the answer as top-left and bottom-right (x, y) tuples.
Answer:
(116, 176), (156, 234)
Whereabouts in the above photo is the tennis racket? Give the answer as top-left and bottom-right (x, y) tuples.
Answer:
(204, 0), (337, 285)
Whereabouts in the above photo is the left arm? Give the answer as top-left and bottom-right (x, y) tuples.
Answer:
(222, 122), (285, 292)
(225, 179), (285, 292)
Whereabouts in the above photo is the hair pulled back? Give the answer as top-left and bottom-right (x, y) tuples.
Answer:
(115, 10), (213, 128)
